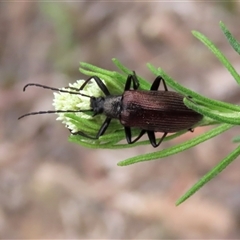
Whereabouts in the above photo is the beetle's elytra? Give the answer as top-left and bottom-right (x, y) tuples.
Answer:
(18, 72), (203, 147)
(121, 90), (202, 132)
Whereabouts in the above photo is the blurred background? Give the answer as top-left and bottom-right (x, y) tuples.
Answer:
(1, 1), (240, 238)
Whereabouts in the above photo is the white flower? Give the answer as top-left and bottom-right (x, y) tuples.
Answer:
(52, 78), (106, 133)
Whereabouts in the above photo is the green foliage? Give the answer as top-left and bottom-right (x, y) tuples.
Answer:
(61, 22), (240, 204)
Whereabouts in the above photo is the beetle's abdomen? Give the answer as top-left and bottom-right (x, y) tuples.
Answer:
(120, 90), (202, 133)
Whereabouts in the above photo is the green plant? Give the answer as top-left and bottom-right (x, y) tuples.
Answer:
(53, 22), (240, 205)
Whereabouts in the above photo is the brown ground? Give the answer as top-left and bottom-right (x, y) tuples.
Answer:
(1, 2), (240, 238)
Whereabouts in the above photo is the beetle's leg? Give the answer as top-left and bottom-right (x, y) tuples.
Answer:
(63, 76), (95, 91)
(125, 127), (146, 144)
(147, 131), (168, 148)
(68, 76), (110, 96)
(150, 76), (168, 91)
(72, 117), (112, 139)
(132, 71), (140, 89)
(124, 71), (140, 91)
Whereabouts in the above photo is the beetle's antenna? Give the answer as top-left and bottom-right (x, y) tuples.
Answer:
(18, 109), (92, 120)
(23, 83), (91, 98)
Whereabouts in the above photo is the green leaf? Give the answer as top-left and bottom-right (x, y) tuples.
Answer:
(184, 98), (240, 125)
(192, 30), (240, 85)
(220, 21), (240, 55)
(176, 144), (240, 205)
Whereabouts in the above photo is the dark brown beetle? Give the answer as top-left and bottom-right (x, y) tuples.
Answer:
(18, 72), (202, 147)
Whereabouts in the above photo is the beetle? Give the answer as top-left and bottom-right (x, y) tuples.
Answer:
(18, 72), (203, 147)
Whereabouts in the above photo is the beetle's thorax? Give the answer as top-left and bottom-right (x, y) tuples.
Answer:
(103, 95), (122, 119)
(90, 95), (122, 119)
